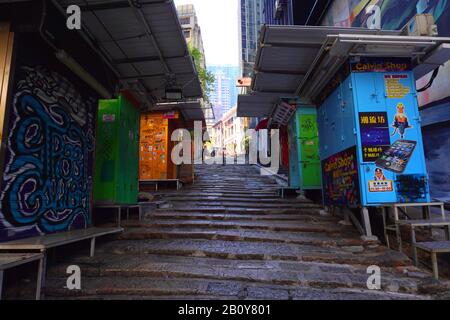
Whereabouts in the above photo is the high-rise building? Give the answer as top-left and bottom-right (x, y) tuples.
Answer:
(208, 65), (240, 121)
(238, 0), (265, 77)
(263, 0), (294, 25)
(177, 4), (206, 68)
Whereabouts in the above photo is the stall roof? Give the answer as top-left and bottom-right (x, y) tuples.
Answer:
(250, 25), (450, 104)
(236, 93), (280, 118)
(53, 0), (203, 105)
(152, 101), (206, 121)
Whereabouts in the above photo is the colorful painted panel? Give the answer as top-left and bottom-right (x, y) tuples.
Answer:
(0, 66), (96, 241)
(321, 146), (360, 207)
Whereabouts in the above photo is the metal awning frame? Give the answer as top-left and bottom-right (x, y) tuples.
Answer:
(251, 25), (450, 104)
(153, 100), (207, 121)
(51, 0), (203, 106)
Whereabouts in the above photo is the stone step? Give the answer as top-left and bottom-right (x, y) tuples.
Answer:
(124, 219), (354, 234)
(184, 186), (279, 191)
(119, 227), (365, 247)
(46, 254), (425, 294)
(154, 193), (280, 199)
(169, 203), (321, 210)
(145, 212), (336, 222)
(95, 239), (411, 267)
(163, 197), (305, 204)
(42, 276), (429, 300)
(153, 207), (323, 215)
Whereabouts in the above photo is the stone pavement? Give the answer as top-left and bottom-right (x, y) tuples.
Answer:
(44, 165), (450, 300)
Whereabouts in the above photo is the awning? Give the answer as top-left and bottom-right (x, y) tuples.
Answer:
(153, 101), (206, 121)
(54, 0), (203, 105)
(255, 118), (269, 131)
(236, 93), (279, 118)
(252, 25), (450, 103)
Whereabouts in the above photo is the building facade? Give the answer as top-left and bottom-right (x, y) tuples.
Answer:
(212, 106), (249, 157)
(239, 0), (265, 77)
(177, 4), (206, 68)
(263, 0), (294, 25)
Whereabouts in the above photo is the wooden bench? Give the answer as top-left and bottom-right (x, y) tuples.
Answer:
(397, 218), (450, 266)
(0, 227), (123, 256)
(0, 253), (44, 300)
(380, 202), (446, 251)
(415, 241), (450, 280)
(95, 204), (143, 227)
(277, 187), (300, 199)
(0, 227), (123, 292)
(140, 179), (184, 191)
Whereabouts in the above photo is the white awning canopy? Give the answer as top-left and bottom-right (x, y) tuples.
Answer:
(54, 0), (203, 105)
(251, 25), (450, 104)
(153, 101), (206, 121)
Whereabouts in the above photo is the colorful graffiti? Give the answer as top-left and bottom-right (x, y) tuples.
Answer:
(0, 66), (96, 241)
(321, 146), (361, 206)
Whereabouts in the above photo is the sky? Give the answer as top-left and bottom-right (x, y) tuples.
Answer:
(174, 0), (240, 66)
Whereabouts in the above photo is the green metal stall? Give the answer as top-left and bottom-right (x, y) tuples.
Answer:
(287, 106), (321, 190)
(93, 94), (140, 204)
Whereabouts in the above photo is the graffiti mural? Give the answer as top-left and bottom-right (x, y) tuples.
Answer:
(0, 66), (96, 241)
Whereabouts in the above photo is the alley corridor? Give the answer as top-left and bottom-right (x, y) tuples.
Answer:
(44, 165), (448, 300)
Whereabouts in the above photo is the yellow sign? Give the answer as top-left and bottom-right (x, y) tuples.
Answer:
(385, 74), (410, 99)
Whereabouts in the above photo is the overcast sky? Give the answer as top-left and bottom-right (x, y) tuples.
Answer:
(174, 0), (240, 66)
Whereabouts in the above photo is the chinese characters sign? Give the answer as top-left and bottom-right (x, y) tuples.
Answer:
(359, 112), (390, 162)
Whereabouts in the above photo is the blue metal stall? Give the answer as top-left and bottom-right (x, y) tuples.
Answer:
(318, 57), (431, 208)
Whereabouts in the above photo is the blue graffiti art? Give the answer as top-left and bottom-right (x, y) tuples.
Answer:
(0, 67), (95, 240)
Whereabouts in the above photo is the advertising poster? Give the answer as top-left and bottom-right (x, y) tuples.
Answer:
(384, 74), (411, 99)
(359, 112), (391, 162)
(322, 147), (360, 206)
(368, 168), (394, 192)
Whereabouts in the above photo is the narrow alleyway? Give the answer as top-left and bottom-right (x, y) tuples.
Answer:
(44, 165), (448, 300)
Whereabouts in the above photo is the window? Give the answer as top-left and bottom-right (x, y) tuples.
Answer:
(179, 17), (191, 25)
(183, 30), (191, 39)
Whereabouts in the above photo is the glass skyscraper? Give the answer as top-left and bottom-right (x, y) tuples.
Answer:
(208, 65), (240, 122)
(238, 0), (265, 77)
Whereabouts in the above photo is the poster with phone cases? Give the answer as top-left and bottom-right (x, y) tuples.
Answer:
(375, 140), (417, 174)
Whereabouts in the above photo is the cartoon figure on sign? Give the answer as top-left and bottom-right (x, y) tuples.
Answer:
(374, 168), (387, 181)
(392, 103), (411, 139)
